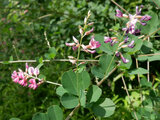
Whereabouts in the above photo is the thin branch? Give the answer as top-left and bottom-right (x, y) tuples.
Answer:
(45, 80), (62, 86)
(97, 62), (121, 86)
(152, 0), (160, 9)
(143, 28), (160, 41)
(0, 59), (98, 64)
(136, 59), (143, 103)
(147, 37), (150, 82)
(111, 0), (129, 14)
(13, 45), (19, 60)
(65, 104), (80, 120)
(24, 73), (62, 86)
(44, 31), (51, 48)
(121, 76), (139, 120)
(138, 53), (160, 57)
(136, 59), (140, 84)
(38, 14), (52, 19)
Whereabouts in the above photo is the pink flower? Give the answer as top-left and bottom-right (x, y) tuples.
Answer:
(28, 67), (34, 75)
(28, 67), (39, 76)
(34, 68), (39, 76)
(19, 78), (28, 86)
(66, 36), (80, 51)
(12, 71), (19, 83)
(89, 36), (101, 49)
(81, 36), (101, 54)
(28, 79), (38, 90)
(84, 28), (94, 36)
(11, 63), (41, 89)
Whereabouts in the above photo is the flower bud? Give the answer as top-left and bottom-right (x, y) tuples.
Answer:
(116, 9), (123, 17)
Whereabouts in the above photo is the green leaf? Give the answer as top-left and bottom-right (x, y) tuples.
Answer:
(44, 47), (56, 59)
(148, 55), (160, 62)
(95, 34), (118, 54)
(137, 56), (148, 61)
(92, 98), (115, 117)
(10, 118), (21, 120)
(60, 93), (79, 109)
(32, 113), (49, 120)
(62, 70), (90, 96)
(141, 41), (153, 54)
(87, 85), (102, 103)
(152, 0), (160, 7)
(80, 91), (86, 107)
(91, 54), (115, 78)
(123, 35), (143, 54)
(141, 11), (159, 34)
(129, 68), (149, 75)
(140, 78), (152, 88)
(47, 105), (63, 120)
(56, 86), (68, 96)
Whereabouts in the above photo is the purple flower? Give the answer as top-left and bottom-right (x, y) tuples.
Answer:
(140, 15), (151, 21)
(133, 29), (141, 36)
(140, 22), (147, 26)
(115, 51), (120, 57)
(116, 9), (123, 17)
(104, 37), (112, 43)
(128, 40), (135, 48)
(121, 55), (129, 63)
(136, 6), (142, 15)
(124, 36), (129, 43)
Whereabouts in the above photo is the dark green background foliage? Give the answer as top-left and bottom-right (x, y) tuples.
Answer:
(0, 0), (160, 120)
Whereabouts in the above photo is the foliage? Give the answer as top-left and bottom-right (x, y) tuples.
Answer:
(0, 0), (160, 120)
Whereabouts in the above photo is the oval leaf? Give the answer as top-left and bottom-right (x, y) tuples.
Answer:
(92, 98), (115, 117)
(62, 70), (90, 96)
(47, 105), (63, 120)
(87, 85), (102, 103)
(60, 93), (79, 109)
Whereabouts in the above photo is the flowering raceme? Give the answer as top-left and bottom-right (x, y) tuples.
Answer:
(11, 63), (43, 90)
(116, 5), (151, 35)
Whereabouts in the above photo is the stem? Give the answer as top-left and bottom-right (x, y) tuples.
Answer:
(65, 104), (80, 120)
(147, 37), (150, 82)
(111, 0), (129, 14)
(121, 76), (139, 120)
(143, 28), (160, 41)
(44, 31), (51, 48)
(135, 59), (140, 84)
(24, 73), (61, 86)
(45, 80), (62, 86)
(97, 62), (121, 86)
(136, 59), (143, 103)
(138, 53), (160, 57)
(152, 0), (160, 9)
(0, 59), (98, 64)
(13, 45), (19, 60)
(98, 31), (126, 86)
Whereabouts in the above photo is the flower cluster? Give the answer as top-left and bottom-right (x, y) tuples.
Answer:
(11, 63), (43, 90)
(116, 5), (151, 35)
(104, 36), (132, 63)
(66, 35), (101, 54)
(66, 11), (101, 54)
(103, 6), (151, 64)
